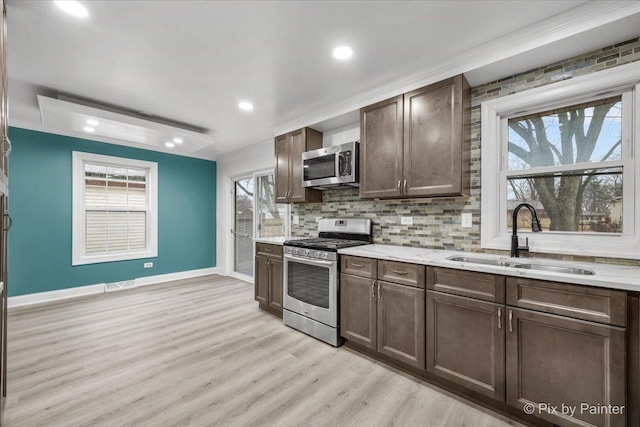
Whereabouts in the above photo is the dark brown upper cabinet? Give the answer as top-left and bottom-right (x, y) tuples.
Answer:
(274, 127), (323, 204)
(360, 95), (404, 199)
(360, 74), (470, 199)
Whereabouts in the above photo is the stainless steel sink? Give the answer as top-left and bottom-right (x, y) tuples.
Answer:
(446, 255), (595, 275)
(512, 263), (595, 275)
(446, 256), (513, 267)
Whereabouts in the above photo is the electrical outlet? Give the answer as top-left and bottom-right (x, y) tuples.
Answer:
(461, 213), (473, 228)
(400, 216), (414, 226)
(292, 214), (300, 225)
(144, 262), (153, 268)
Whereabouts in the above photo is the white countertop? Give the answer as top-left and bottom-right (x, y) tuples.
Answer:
(254, 237), (288, 245)
(253, 236), (307, 246)
(338, 244), (640, 292)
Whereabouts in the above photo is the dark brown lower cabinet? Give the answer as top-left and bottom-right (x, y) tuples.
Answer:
(340, 273), (376, 349)
(377, 281), (425, 369)
(254, 255), (283, 314)
(268, 259), (283, 311)
(340, 273), (425, 369)
(254, 256), (269, 306)
(506, 308), (626, 427)
(426, 291), (505, 401)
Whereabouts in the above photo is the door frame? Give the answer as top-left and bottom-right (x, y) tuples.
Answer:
(226, 169), (290, 282)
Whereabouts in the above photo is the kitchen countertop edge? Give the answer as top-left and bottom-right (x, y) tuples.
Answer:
(338, 244), (640, 292)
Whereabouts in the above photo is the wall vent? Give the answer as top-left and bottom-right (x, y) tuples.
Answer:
(105, 280), (136, 293)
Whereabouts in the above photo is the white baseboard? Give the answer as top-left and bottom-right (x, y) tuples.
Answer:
(8, 266), (220, 308)
(8, 283), (106, 308)
(134, 267), (220, 287)
(229, 271), (253, 284)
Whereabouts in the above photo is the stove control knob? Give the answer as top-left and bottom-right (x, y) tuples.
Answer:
(293, 248), (299, 255)
(304, 249), (310, 256)
(323, 253), (328, 259)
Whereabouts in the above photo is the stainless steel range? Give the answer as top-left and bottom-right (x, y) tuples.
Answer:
(283, 218), (372, 346)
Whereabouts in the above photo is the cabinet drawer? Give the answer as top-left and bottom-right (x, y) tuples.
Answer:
(506, 277), (627, 327)
(378, 260), (425, 288)
(255, 243), (283, 260)
(342, 256), (377, 279)
(428, 267), (505, 303)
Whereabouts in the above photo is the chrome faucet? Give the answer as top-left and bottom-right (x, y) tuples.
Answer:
(511, 203), (543, 257)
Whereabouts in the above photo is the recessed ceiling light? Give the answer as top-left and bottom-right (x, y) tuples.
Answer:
(86, 119), (99, 126)
(83, 126), (95, 133)
(165, 142), (175, 148)
(238, 101), (254, 111)
(54, 1), (89, 18)
(173, 137), (183, 144)
(332, 45), (353, 60)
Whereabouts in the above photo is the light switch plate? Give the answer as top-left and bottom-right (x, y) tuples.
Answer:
(462, 212), (473, 228)
(292, 215), (299, 225)
(401, 216), (414, 226)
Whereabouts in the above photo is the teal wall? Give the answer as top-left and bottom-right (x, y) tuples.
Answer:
(7, 127), (217, 297)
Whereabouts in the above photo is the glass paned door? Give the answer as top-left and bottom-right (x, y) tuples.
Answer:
(233, 177), (254, 276)
(256, 173), (287, 238)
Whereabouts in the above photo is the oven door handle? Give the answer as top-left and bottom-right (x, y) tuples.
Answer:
(284, 253), (336, 266)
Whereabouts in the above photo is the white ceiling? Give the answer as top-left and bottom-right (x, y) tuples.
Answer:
(6, 1), (640, 160)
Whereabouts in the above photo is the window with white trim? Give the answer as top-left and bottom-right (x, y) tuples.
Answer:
(481, 62), (640, 259)
(72, 152), (158, 265)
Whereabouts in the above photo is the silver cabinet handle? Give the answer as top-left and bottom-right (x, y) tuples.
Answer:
(391, 270), (408, 275)
(4, 213), (11, 231)
(377, 282), (381, 299)
(497, 307), (502, 329)
(3, 136), (10, 156)
(371, 282), (375, 298)
(397, 180), (401, 193)
(351, 263), (365, 268)
(403, 179), (407, 194)
(508, 310), (513, 333)
(263, 248), (273, 253)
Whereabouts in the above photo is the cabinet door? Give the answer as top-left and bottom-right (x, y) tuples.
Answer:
(360, 95), (404, 199)
(403, 75), (469, 197)
(340, 273), (376, 349)
(288, 129), (306, 203)
(254, 256), (269, 305)
(506, 308), (626, 427)
(377, 281), (425, 369)
(274, 134), (290, 203)
(268, 259), (283, 312)
(427, 291), (505, 401)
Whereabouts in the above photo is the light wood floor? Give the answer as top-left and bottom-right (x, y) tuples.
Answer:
(4, 275), (522, 427)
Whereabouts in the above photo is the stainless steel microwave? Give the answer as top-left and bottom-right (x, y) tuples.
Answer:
(301, 141), (359, 189)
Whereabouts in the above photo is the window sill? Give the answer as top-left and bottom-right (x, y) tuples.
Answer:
(72, 250), (158, 266)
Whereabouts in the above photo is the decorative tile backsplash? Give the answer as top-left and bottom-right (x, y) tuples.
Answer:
(291, 37), (640, 265)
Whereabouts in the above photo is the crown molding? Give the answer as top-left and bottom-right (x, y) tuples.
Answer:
(272, 1), (640, 136)
(9, 120), (218, 162)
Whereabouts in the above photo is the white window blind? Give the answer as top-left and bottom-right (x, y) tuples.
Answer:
(72, 152), (158, 265)
(84, 165), (148, 254)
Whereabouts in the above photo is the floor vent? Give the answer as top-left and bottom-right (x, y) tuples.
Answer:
(104, 280), (136, 293)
